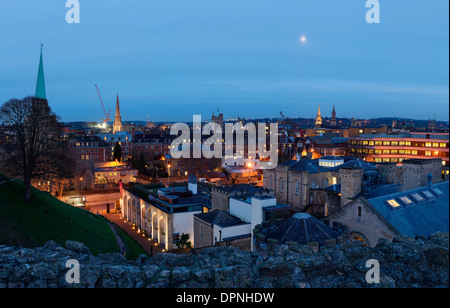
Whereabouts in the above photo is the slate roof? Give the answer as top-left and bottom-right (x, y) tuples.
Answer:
(194, 210), (247, 228)
(281, 157), (377, 173)
(265, 213), (340, 245)
(365, 181), (449, 238)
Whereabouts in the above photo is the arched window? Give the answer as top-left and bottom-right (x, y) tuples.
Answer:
(295, 181), (299, 195)
(280, 178), (284, 193)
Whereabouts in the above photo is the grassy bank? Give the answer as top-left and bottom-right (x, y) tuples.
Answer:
(0, 179), (119, 255)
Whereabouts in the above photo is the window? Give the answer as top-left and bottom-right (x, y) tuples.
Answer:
(269, 177), (273, 189)
(432, 188), (444, 196)
(411, 193), (424, 203)
(425, 151), (432, 156)
(280, 179), (284, 192)
(295, 181), (299, 195)
(311, 181), (316, 189)
(422, 190), (435, 199)
(383, 141), (390, 146)
(399, 196), (413, 205)
(425, 142), (432, 147)
(357, 206), (362, 217)
(387, 199), (401, 208)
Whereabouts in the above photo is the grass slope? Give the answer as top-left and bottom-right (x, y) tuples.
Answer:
(0, 179), (119, 255)
(113, 224), (149, 260)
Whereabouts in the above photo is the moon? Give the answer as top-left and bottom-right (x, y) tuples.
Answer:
(300, 35), (307, 44)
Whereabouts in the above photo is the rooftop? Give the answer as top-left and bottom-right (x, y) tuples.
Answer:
(265, 213), (340, 245)
(194, 210), (247, 228)
(366, 181), (449, 238)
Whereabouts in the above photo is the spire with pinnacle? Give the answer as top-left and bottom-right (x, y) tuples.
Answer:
(315, 105), (322, 127)
(113, 93), (123, 134)
(330, 104), (337, 126)
(35, 44), (46, 99)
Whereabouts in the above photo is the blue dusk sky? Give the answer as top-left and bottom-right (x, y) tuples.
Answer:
(0, 1), (448, 123)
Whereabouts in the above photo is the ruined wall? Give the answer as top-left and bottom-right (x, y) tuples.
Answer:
(0, 233), (448, 288)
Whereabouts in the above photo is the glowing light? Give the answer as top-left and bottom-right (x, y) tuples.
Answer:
(300, 35), (307, 43)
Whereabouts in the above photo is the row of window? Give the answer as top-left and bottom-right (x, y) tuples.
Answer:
(350, 140), (447, 148)
(81, 155), (99, 160)
(77, 148), (99, 153)
(75, 142), (100, 147)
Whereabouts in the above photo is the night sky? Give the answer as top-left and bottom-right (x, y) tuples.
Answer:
(0, 1), (448, 122)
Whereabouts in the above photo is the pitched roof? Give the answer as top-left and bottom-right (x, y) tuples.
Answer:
(265, 213), (340, 245)
(365, 181), (449, 238)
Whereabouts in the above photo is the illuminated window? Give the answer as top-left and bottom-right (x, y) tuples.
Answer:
(387, 199), (401, 208)
(375, 141), (383, 146)
(405, 141), (411, 146)
(391, 141), (398, 146)
(425, 142), (432, 147)
(440, 143), (447, 148)
(425, 151), (432, 156)
(412, 150), (418, 155)
(383, 141), (391, 146)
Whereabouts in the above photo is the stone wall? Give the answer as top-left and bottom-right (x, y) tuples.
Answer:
(0, 233), (448, 288)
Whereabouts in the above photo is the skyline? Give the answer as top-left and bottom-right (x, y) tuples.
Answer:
(0, 1), (449, 122)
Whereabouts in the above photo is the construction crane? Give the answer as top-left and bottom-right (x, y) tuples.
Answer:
(94, 84), (111, 124)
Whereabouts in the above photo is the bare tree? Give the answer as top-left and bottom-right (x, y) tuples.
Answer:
(0, 96), (62, 202)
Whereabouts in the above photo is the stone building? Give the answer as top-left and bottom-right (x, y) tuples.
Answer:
(263, 157), (378, 212)
(401, 158), (442, 191)
(327, 181), (449, 247)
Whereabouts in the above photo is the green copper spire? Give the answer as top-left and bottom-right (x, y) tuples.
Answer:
(35, 44), (46, 99)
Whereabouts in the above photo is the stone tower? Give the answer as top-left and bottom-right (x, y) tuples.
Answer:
(212, 110), (224, 131)
(315, 105), (322, 128)
(113, 93), (123, 134)
(401, 159), (442, 191)
(35, 44), (46, 100)
(339, 167), (363, 206)
(330, 105), (337, 126)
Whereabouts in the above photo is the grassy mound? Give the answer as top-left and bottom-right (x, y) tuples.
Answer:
(0, 179), (119, 255)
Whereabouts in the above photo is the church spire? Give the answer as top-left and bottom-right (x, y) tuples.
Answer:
(113, 93), (123, 134)
(35, 44), (46, 99)
(315, 105), (323, 127)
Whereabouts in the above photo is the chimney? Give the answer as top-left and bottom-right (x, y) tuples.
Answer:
(188, 175), (198, 195)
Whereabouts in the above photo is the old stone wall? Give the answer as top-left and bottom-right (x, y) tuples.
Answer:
(0, 233), (448, 288)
